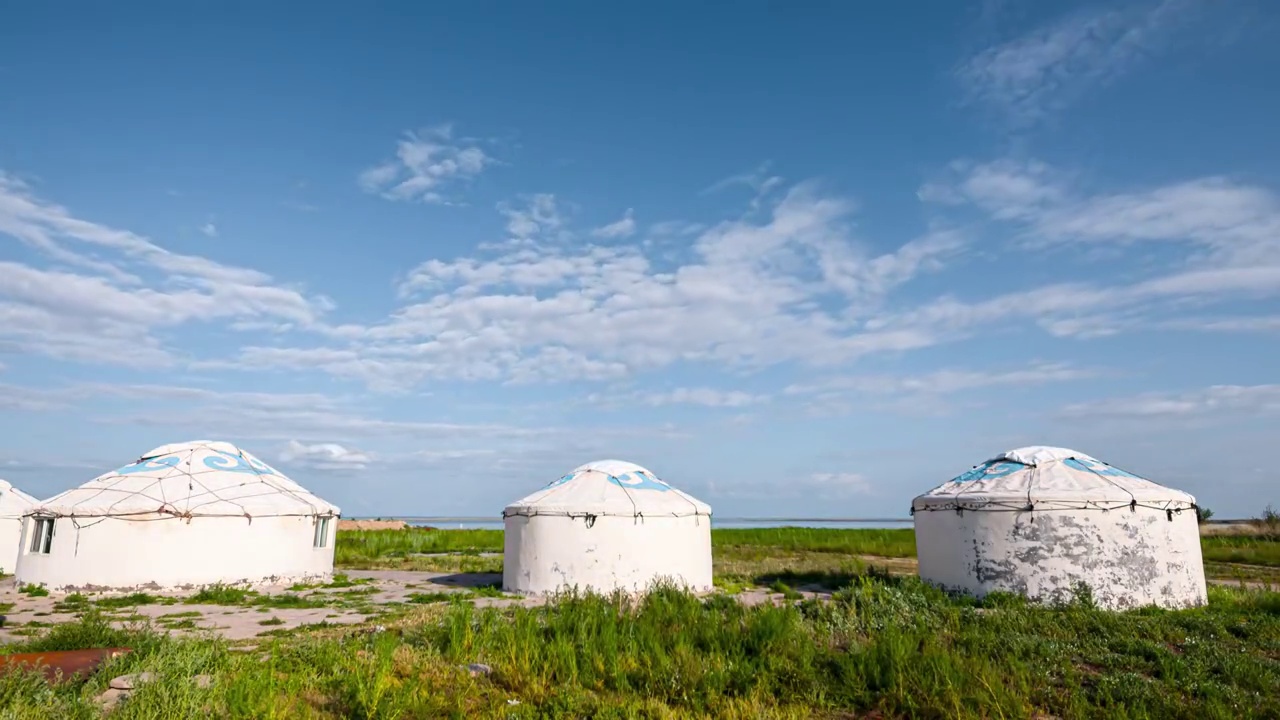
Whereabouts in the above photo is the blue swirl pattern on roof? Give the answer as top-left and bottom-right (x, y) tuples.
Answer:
(115, 456), (181, 475)
(606, 470), (670, 492)
(950, 460), (1026, 483)
(1063, 457), (1143, 479)
(204, 450), (280, 476)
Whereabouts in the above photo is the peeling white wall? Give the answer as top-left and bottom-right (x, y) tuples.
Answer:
(915, 508), (1207, 610)
(503, 514), (713, 596)
(14, 513), (336, 593)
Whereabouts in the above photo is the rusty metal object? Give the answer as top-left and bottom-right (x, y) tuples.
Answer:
(0, 647), (132, 683)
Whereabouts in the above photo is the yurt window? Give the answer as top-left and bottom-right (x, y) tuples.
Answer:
(28, 517), (54, 554)
(313, 517), (331, 548)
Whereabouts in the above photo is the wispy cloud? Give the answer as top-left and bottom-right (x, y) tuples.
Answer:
(0, 173), (329, 367)
(591, 208), (636, 239)
(957, 0), (1206, 127)
(199, 219), (218, 238)
(236, 181), (962, 389)
(785, 362), (1103, 397)
(279, 440), (373, 471)
(703, 162), (786, 211)
(906, 157), (1280, 340)
(497, 194), (563, 240)
(358, 124), (494, 205)
(589, 387), (769, 409)
(1061, 384), (1280, 419)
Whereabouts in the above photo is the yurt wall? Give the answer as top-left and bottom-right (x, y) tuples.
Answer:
(912, 446), (1207, 610)
(502, 459), (713, 596)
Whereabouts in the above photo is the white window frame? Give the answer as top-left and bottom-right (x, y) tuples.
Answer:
(313, 516), (331, 548)
(28, 517), (54, 554)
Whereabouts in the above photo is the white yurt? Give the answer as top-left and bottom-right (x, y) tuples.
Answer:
(0, 479), (39, 575)
(15, 440), (340, 593)
(502, 459), (713, 596)
(911, 445), (1207, 610)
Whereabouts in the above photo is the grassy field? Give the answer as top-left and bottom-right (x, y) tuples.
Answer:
(3, 527), (1277, 718)
(1, 577), (1277, 718)
(335, 525), (1280, 584)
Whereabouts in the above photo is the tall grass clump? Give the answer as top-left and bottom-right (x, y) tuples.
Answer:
(335, 528), (503, 567)
(711, 527), (918, 557)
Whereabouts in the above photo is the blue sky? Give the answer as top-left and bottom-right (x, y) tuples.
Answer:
(1, 0), (1277, 519)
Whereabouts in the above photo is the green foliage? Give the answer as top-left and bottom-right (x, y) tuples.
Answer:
(712, 527), (918, 557)
(94, 593), (161, 609)
(0, 579), (1275, 717)
(1257, 505), (1280, 534)
(1201, 535), (1280, 568)
(1196, 505), (1214, 523)
(185, 584), (253, 606)
(17, 584), (48, 597)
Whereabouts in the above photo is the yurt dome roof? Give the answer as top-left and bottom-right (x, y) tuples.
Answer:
(32, 440), (340, 519)
(912, 445), (1196, 512)
(503, 458), (711, 518)
(0, 479), (38, 520)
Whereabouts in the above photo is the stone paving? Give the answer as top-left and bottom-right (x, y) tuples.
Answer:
(0, 569), (554, 644)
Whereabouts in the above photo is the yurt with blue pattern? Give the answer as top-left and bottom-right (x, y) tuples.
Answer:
(502, 459), (712, 595)
(911, 445), (1207, 610)
(15, 440), (340, 593)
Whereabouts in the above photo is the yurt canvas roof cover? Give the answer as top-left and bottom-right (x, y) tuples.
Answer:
(912, 446), (1196, 512)
(504, 459), (711, 518)
(0, 479), (38, 519)
(33, 440), (341, 519)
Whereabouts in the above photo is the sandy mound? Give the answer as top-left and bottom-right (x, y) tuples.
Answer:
(338, 519), (409, 531)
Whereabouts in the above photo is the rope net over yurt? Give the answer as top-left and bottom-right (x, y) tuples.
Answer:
(33, 440), (340, 522)
(0, 480), (38, 520)
(502, 459), (710, 524)
(911, 446), (1197, 520)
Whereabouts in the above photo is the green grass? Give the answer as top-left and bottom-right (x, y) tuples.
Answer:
(333, 527), (1280, 586)
(17, 583), (48, 597)
(0, 580), (1277, 718)
(1202, 534), (1280, 568)
(334, 528), (503, 567)
(712, 527), (917, 557)
(251, 593), (328, 610)
(185, 584), (254, 606)
(94, 592), (163, 609)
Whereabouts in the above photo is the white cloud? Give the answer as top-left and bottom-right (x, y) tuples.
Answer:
(279, 440), (372, 471)
(957, 0), (1205, 126)
(1161, 315), (1280, 333)
(591, 208), (636, 239)
(497, 194), (563, 240)
(199, 221), (218, 238)
(785, 362), (1103, 397)
(1061, 384), (1280, 419)
(904, 158), (1280, 340)
(703, 162), (786, 211)
(714, 471), (873, 501)
(807, 472), (873, 496)
(357, 125), (493, 204)
(238, 181), (962, 389)
(0, 175), (328, 367)
(589, 387), (769, 409)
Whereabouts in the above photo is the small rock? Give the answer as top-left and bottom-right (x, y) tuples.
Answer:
(109, 672), (156, 691)
(96, 688), (130, 711)
(465, 663), (492, 677)
(193, 674), (213, 688)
